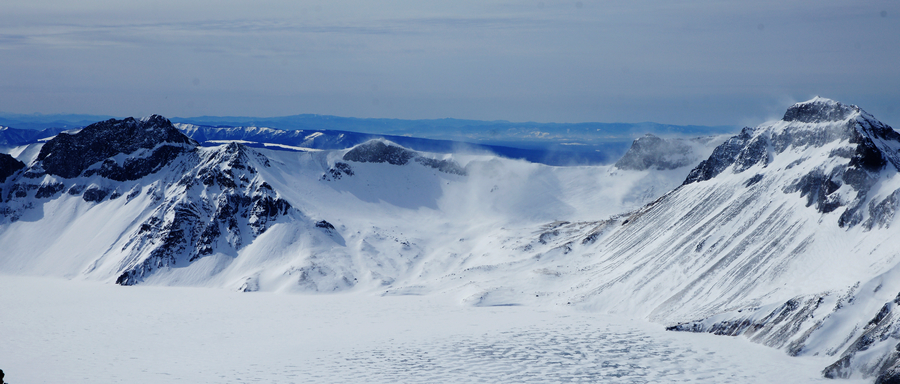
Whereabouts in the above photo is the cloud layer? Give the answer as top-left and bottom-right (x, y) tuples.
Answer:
(2, 0), (898, 126)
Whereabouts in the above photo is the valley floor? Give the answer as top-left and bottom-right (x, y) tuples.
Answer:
(0, 276), (864, 383)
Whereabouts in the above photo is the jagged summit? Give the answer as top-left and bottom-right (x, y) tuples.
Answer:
(34, 115), (197, 179)
(680, 98), (900, 228)
(782, 96), (861, 123)
(685, 98), (900, 184)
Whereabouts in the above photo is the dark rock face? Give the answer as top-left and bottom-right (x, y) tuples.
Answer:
(343, 140), (416, 165)
(783, 169), (843, 213)
(687, 99), (897, 186)
(864, 189), (900, 230)
(667, 295), (827, 355)
(36, 115), (196, 179)
(683, 99), (900, 231)
(614, 134), (695, 171)
(823, 300), (900, 380)
(683, 128), (765, 184)
(82, 186), (110, 203)
(0, 153), (25, 182)
(342, 140), (467, 175)
(783, 98), (859, 123)
(85, 145), (187, 182)
(115, 143), (295, 286)
(333, 162), (353, 176)
(4, 183), (35, 201)
(743, 174), (763, 187)
(1, 117), (320, 281)
(669, 288), (900, 383)
(323, 162), (354, 181)
(316, 220), (336, 231)
(414, 157), (467, 175)
(35, 182), (65, 199)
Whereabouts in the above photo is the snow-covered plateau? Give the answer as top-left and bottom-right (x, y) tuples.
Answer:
(2, 97), (900, 382)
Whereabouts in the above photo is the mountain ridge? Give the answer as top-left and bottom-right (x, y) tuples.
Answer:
(3, 98), (900, 381)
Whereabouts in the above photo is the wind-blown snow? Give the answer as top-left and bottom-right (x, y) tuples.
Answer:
(5, 98), (900, 381)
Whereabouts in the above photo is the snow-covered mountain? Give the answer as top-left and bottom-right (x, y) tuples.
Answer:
(0, 114), (706, 289)
(3, 97), (900, 381)
(550, 97), (900, 382)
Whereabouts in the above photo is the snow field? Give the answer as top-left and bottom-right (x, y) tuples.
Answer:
(0, 275), (863, 383)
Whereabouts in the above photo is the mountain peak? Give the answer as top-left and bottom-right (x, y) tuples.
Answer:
(782, 97), (861, 123)
(140, 114), (169, 124)
(685, 98), (899, 184)
(36, 115), (198, 179)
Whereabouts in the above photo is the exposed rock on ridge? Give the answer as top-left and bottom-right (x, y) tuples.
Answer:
(35, 115), (197, 179)
(682, 97), (900, 229)
(114, 142), (297, 285)
(0, 154), (24, 183)
(342, 140), (466, 175)
(0, 115), (310, 286)
(647, 98), (900, 382)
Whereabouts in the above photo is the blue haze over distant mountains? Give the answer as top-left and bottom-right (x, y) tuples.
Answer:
(0, 113), (737, 166)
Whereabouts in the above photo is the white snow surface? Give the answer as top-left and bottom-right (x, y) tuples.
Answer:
(0, 275), (861, 384)
(0, 141), (698, 291)
(6, 98), (900, 381)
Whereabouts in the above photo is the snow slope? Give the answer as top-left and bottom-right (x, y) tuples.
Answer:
(4, 98), (900, 381)
(0, 115), (713, 291)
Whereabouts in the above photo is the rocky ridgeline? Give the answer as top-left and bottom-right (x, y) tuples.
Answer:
(0, 115), (300, 286)
(115, 142), (295, 285)
(341, 140), (466, 175)
(663, 98), (900, 383)
(683, 97), (900, 228)
(323, 139), (467, 181)
(34, 115), (197, 179)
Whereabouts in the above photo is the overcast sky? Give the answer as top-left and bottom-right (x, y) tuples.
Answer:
(1, 0), (898, 126)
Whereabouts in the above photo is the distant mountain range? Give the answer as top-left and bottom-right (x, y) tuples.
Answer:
(166, 114), (737, 146)
(1, 112), (738, 166)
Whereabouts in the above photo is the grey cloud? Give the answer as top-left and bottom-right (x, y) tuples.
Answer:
(0, 0), (898, 126)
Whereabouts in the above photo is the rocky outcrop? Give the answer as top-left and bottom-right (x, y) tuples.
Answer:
(0, 153), (24, 182)
(343, 140), (417, 165)
(342, 140), (466, 175)
(682, 128), (768, 184)
(115, 142), (295, 285)
(683, 98), (900, 229)
(667, 278), (900, 383)
(35, 115), (196, 179)
(782, 97), (860, 123)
